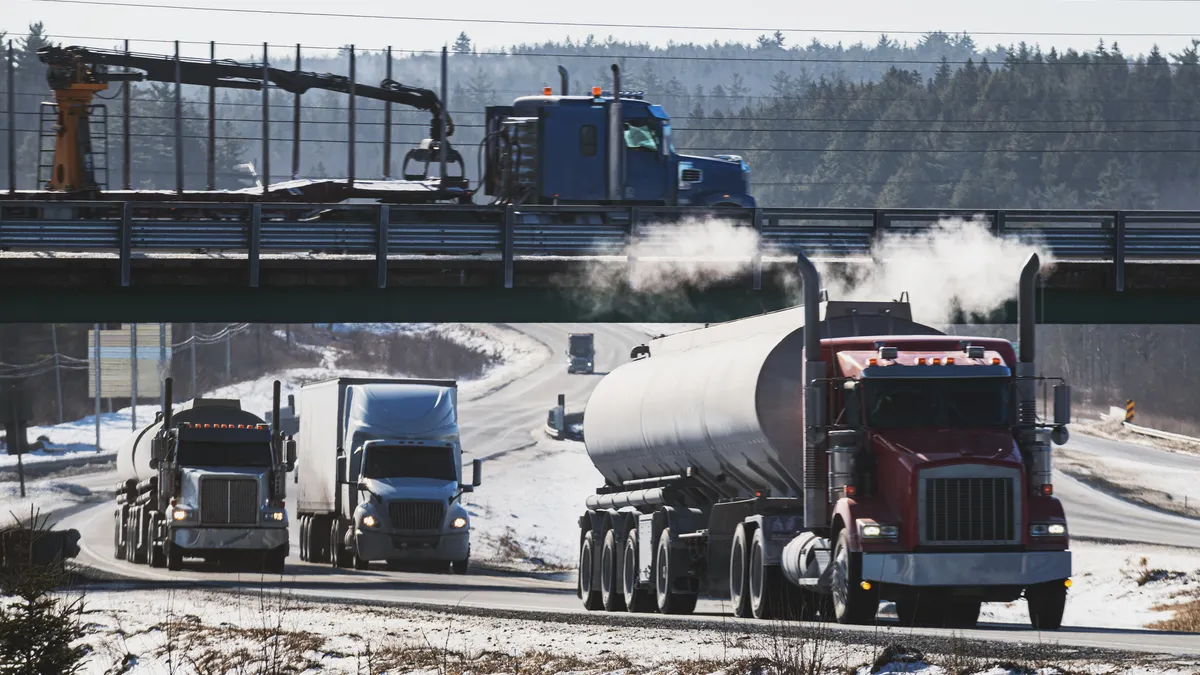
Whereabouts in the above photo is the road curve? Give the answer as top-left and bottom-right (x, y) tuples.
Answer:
(60, 323), (1200, 656)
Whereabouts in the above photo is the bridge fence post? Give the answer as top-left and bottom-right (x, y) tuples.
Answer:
(249, 204), (261, 288)
(377, 204), (390, 289)
(502, 205), (514, 289)
(752, 208), (763, 291)
(1113, 210), (1126, 293)
(119, 202), (132, 287)
(872, 209), (885, 246)
(994, 210), (1006, 237)
(628, 206), (640, 290)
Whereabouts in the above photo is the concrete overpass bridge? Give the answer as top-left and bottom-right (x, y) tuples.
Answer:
(1, 201), (1198, 323)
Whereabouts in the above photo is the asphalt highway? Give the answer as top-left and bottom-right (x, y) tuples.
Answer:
(58, 323), (1200, 657)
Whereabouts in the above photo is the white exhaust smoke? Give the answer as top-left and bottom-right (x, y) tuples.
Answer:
(816, 216), (1053, 325)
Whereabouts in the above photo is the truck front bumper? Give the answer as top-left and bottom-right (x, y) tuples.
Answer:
(861, 550), (1071, 587)
(354, 530), (469, 562)
(172, 526), (288, 551)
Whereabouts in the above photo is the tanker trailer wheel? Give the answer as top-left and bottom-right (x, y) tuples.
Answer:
(128, 513), (147, 564)
(299, 515), (309, 562)
(729, 525), (751, 618)
(1026, 581), (1067, 630)
(749, 527), (787, 620)
(600, 529), (627, 612)
(622, 533), (656, 612)
(113, 511), (125, 560)
(655, 528), (698, 615)
(578, 529), (604, 610)
(830, 529), (878, 625)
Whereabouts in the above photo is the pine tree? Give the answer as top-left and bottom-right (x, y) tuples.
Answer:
(453, 32), (473, 55)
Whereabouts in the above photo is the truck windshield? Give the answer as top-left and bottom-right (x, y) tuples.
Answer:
(362, 446), (456, 481)
(568, 335), (593, 356)
(864, 378), (1011, 429)
(177, 441), (273, 467)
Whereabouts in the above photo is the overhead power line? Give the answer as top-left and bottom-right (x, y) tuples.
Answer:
(29, 0), (1200, 39)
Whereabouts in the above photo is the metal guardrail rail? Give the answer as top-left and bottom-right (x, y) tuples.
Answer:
(3, 202), (1200, 289)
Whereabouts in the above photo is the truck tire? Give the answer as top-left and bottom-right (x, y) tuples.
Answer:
(113, 511), (125, 560)
(128, 515), (147, 564)
(578, 529), (603, 610)
(166, 540), (183, 571)
(729, 525), (751, 618)
(331, 520), (352, 569)
(352, 546), (370, 571)
(299, 515), (309, 562)
(749, 528), (782, 620)
(452, 555), (469, 575)
(622, 534), (655, 612)
(310, 516), (330, 564)
(1027, 582), (1067, 630)
(600, 529), (626, 612)
(655, 528), (698, 615)
(830, 529), (878, 625)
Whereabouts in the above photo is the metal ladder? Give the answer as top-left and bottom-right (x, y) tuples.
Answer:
(36, 102), (109, 189)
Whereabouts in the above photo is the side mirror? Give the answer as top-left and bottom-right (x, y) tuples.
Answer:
(356, 480), (369, 492)
(472, 458), (482, 487)
(285, 438), (297, 473)
(805, 384), (827, 427)
(149, 436), (163, 469)
(1053, 384), (1071, 426)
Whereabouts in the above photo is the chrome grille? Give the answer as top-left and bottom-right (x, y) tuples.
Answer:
(680, 169), (702, 182)
(199, 478), (258, 525)
(921, 475), (1017, 545)
(388, 501), (445, 531)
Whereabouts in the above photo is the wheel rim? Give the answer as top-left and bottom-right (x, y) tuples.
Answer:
(656, 539), (669, 606)
(749, 539), (763, 607)
(730, 538), (745, 605)
(831, 541), (850, 617)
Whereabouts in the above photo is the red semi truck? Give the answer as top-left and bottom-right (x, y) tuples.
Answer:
(577, 252), (1072, 629)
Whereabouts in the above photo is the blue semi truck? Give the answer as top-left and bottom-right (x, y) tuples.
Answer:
(485, 67), (753, 208)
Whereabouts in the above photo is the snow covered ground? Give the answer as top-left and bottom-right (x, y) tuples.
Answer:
(66, 586), (1190, 675)
(463, 436), (598, 569)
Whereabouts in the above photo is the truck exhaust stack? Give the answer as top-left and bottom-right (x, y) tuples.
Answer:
(557, 66), (569, 95)
(797, 252), (825, 529)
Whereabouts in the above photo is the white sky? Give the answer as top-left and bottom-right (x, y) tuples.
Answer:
(4, 0), (1200, 61)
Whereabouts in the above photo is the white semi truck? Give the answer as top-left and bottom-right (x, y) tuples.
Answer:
(113, 378), (294, 572)
(294, 377), (481, 573)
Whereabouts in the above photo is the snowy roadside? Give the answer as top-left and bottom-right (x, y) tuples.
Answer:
(67, 586), (1190, 675)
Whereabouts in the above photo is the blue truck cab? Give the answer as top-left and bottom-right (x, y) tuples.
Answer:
(484, 86), (754, 207)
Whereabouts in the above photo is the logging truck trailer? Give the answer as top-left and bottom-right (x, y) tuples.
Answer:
(113, 378), (294, 572)
(576, 252), (1073, 630)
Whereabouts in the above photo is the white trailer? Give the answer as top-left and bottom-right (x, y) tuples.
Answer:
(294, 377), (481, 572)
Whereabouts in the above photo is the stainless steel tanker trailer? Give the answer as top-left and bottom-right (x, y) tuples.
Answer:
(113, 378), (295, 572)
(577, 252), (1073, 630)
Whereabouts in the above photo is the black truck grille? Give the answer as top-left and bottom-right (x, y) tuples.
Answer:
(922, 476), (1016, 544)
(388, 501), (445, 531)
(199, 478), (258, 525)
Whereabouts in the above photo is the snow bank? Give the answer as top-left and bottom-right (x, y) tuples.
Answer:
(625, 322), (706, 338)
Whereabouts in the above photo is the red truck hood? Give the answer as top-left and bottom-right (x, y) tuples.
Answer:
(870, 428), (1020, 465)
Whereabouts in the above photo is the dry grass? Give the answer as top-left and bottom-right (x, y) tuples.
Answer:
(1148, 590), (1200, 632)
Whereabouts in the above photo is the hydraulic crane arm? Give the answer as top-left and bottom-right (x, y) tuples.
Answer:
(36, 45), (455, 192)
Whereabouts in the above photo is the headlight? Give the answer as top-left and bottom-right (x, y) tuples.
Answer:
(1030, 523), (1067, 537)
(362, 515), (378, 528)
(452, 517), (467, 529)
(858, 521), (899, 539)
(170, 507), (192, 522)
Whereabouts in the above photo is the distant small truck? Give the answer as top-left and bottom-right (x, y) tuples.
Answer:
(567, 333), (595, 374)
(294, 377), (481, 573)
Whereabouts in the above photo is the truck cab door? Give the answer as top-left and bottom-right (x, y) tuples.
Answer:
(621, 115), (671, 203)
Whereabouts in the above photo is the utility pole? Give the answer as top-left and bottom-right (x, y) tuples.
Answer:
(50, 324), (63, 423)
(225, 328), (231, 383)
(94, 324), (101, 452)
(190, 323), (197, 400)
(131, 323), (138, 430)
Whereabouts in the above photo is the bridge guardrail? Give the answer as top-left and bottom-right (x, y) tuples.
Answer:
(3, 202), (1200, 290)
